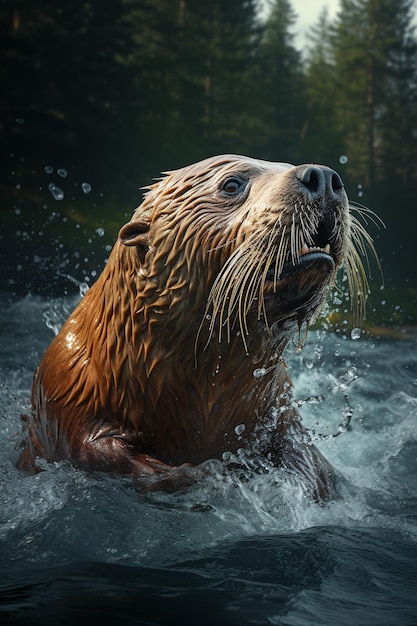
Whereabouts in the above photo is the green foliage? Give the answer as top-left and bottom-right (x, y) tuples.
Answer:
(1, 1), (129, 164)
(1, 0), (417, 316)
(325, 0), (417, 188)
(3, 0), (415, 194)
(303, 0), (417, 289)
(255, 0), (306, 161)
(303, 8), (343, 167)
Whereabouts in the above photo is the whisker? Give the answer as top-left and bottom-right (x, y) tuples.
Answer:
(349, 202), (386, 230)
(350, 214), (383, 280)
(274, 227), (288, 282)
(207, 234), (240, 253)
(291, 214), (298, 265)
(195, 191), (383, 359)
(344, 244), (370, 324)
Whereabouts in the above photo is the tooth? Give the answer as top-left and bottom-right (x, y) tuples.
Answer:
(299, 244), (309, 256)
(324, 244), (330, 254)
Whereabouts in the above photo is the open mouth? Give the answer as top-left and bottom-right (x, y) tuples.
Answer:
(281, 244), (335, 279)
(261, 242), (336, 324)
(266, 243), (335, 283)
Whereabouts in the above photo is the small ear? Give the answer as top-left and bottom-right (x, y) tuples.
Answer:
(119, 219), (150, 247)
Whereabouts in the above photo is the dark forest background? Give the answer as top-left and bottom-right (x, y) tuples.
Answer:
(1, 0), (416, 328)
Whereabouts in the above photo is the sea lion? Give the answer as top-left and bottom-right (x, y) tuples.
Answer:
(17, 155), (375, 499)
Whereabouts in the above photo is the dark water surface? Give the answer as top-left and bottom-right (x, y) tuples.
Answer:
(1, 292), (417, 625)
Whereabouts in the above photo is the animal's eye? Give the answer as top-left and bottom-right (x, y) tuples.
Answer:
(221, 177), (246, 196)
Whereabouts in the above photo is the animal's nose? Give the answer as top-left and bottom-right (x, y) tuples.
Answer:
(295, 165), (344, 200)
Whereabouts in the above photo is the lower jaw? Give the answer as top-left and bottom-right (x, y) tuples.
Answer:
(279, 251), (336, 280)
(261, 275), (333, 328)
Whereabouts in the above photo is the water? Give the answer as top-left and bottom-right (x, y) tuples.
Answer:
(1, 292), (417, 625)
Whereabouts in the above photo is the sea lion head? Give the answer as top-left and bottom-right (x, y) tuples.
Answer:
(18, 154), (379, 484)
(119, 154), (374, 358)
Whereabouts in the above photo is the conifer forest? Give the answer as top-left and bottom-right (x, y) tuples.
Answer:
(1, 0), (417, 324)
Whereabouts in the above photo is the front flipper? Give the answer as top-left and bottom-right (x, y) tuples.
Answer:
(273, 421), (339, 501)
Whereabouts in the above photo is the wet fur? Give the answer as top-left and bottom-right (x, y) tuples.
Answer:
(17, 155), (377, 499)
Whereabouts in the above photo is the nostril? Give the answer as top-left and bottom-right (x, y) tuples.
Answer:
(296, 165), (344, 198)
(297, 166), (324, 194)
(331, 172), (343, 192)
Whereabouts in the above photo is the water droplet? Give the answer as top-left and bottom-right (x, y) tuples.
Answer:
(44, 166), (54, 174)
(253, 367), (267, 378)
(48, 183), (64, 201)
(57, 168), (68, 178)
(351, 327), (361, 340)
(234, 424), (245, 436)
(347, 366), (357, 377)
(339, 155), (348, 164)
(81, 182), (92, 194)
(79, 282), (89, 297)
(16, 118), (24, 124)
(95, 228), (104, 237)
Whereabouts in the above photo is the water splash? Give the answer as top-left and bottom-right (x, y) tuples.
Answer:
(351, 327), (361, 340)
(48, 183), (64, 201)
(1, 294), (417, 590)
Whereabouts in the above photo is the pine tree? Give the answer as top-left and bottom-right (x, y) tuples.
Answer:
(172, 0), (261, 157)
(303, 8), (344, 168)
(376, 0), (417, 191)
(0, 0), (133, 185)
(328, 0), (417, 189)
(256, 0), (306, 161)
(117, 0), (261, 168)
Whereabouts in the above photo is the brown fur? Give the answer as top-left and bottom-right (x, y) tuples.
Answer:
(17, 155), (373, 499)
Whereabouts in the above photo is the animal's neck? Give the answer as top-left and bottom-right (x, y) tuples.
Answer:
(77, 247), (296, 464)
(132, 326), (293, 465)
